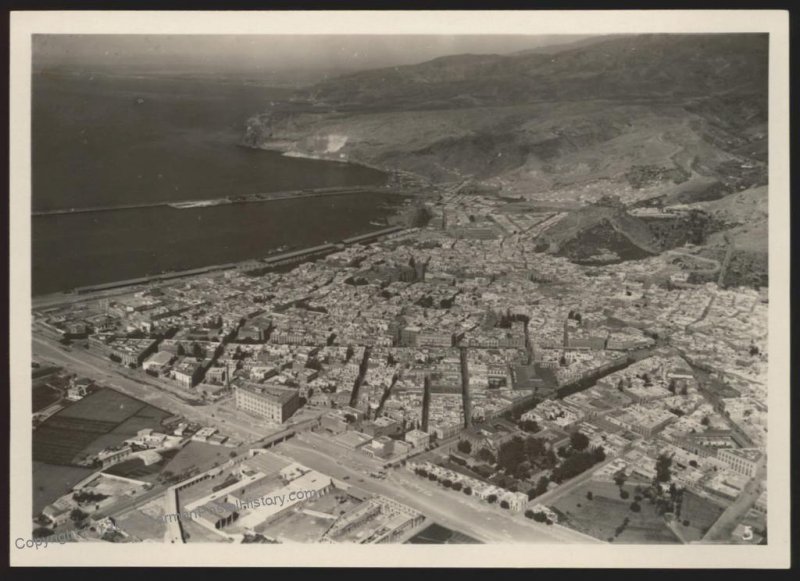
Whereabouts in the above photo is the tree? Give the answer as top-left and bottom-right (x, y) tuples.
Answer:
(524, 509), (535, 519)
(500, 500), (510, 509)
(532, 511), (548, 523)
(463, 486), (472, 496)
(520, 419), (540, 433)
(70, 508), (88, 523)
(477, 447), (496, 464)
(701, 416), (711, 427)
(524, 436), (546, 461)
(497, 437), (526, 472)
(630, 501), (641, 513)
(668, 379), (677, 394)
(457, 440), (472, 455)
(656, 453), (673, 483)
(592, 446), (606, 462)
(452, 482), (462, 491)
(620, 490), (630, 500)
(570, 431), (590, 452)
(486, 494), (498, 504)
(586, 491), (594, 500)
(613, 468), (628, 487)
(535, 475), (550, 496)
(33, 527), (54, 538)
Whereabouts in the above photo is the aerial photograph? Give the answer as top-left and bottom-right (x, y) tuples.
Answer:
(26, 31), (770, 549)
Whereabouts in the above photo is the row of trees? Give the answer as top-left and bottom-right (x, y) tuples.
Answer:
(413, 467), (473, 496)
(524, 509), (553, 525)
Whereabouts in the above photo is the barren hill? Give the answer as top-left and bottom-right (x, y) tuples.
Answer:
(243, 34), (768, 206)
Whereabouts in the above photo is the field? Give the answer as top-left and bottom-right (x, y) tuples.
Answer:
(552, 480), (680, 544)
(57, 388), (148, 423)
(33, 384), (61, 412)
(33, 388), (170, 465)
(32, 461), (94, 516)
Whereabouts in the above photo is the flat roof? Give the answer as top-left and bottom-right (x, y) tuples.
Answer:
(238, 383), (298, 404)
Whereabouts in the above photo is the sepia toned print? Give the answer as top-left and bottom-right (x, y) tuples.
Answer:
(9, 10), (790, 569)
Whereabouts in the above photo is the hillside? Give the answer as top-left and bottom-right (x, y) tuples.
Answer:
(243, 34), (768, 207)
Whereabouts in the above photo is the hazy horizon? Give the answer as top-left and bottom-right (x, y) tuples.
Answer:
(33, 34), (595, 85)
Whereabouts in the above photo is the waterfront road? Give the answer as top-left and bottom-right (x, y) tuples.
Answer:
(274, 438), (601, 544)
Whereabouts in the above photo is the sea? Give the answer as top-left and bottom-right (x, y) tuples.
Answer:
(32, 71), (399, 296)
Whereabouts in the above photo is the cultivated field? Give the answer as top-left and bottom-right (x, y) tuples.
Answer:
(33, 388), (170, 465)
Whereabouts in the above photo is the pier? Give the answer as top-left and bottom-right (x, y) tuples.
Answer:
(32, 185), (414, 217)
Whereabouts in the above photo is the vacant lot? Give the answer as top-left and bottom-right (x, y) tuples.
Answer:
(552, 480), (680, 544)
(113, 496), (168, 541)
(673, 490), (725, 542)
(162, 441), (229, 479)
(256, 507), (332, 543)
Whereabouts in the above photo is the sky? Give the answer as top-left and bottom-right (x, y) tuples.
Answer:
(33, 34), (593, 84)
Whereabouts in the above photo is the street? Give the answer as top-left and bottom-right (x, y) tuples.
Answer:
(274, 437), (602, 544)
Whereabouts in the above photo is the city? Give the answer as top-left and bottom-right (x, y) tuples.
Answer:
(31, 182), (768, 546)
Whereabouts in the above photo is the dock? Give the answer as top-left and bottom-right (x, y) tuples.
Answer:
(32, 185), (415, 217)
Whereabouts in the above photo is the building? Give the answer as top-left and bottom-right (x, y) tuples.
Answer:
(404, 429), (430, 449)
(417, 330), (455, 348)
(42, 497), (73, 527)
(362, 416), (402, 438)
(95, 445), (132, 468)
(66, 377), (93, 401)
(173, 358), (204, 387)
(235, 383), (301, 423)
(717, 448), (763, 478)
(320, 410), (350, 434)
(366, 436), (395, 459)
